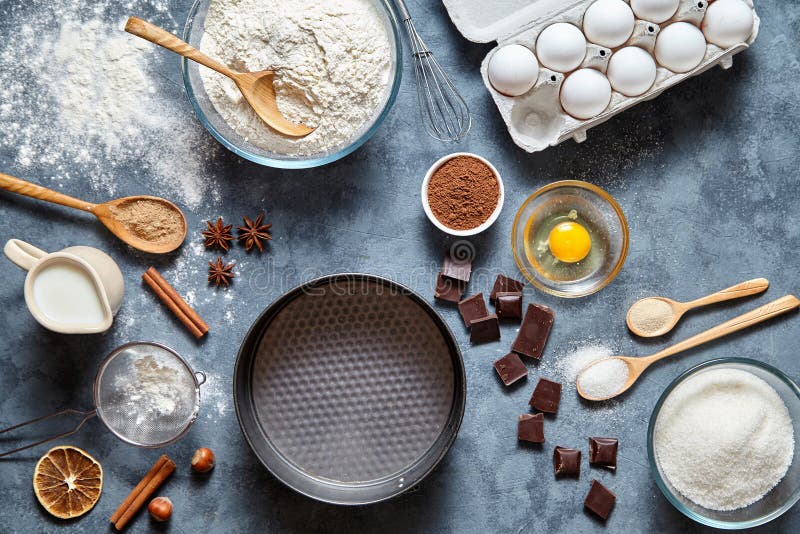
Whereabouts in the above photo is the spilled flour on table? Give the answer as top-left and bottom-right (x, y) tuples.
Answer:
(0, 1), (221, 208)
(201, 372), (231, 421)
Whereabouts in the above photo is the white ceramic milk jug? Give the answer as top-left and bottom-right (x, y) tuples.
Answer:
(4, 239), (124, 334)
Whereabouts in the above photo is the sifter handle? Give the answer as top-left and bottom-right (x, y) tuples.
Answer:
(0, 408), (96, 458)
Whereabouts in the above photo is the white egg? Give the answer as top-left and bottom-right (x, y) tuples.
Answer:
(654, 22), (707, 73)
(488, 44), (540, 97)
(702, 0), (754, 48)
(583, 0), (635, 48)
(630, 0), (679, 24)
(560, 68), (612, 120)
(607, 46), (657, 96)
(536, 23), (587, 72)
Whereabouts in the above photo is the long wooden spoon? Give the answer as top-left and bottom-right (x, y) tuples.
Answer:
(124, 16), (315, 138)
(0, 173), (186, 254)
(577, 294), (800, 401)
(626, 278), (770, 337)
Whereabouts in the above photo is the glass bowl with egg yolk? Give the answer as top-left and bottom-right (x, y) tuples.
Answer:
(511, 181), (629, 298)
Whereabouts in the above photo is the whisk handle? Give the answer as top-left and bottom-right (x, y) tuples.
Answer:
(0, 409), (96, 458)
(393, 0), (412, 21)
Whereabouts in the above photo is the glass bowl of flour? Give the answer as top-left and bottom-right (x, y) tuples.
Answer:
(182, 0), (402, 168)
(648, 358), (800, 529)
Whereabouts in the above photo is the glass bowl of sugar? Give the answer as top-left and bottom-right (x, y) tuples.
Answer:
(648, 358), (800, 529)
(181, 0), (402, 169)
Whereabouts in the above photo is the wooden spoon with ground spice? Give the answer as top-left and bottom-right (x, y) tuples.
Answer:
(0, 173), (186, 253)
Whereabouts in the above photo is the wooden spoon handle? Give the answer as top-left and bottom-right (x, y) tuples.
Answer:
(685, 278), (770, 308)
(0, 173), (95, 212)
(125, 17), (237, 79)
(650, 294), (800, 363)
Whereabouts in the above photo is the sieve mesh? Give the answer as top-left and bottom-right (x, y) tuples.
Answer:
(94, 343), (199, 447)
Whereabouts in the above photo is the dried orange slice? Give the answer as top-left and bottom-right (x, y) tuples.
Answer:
(33, 446), (103, 519)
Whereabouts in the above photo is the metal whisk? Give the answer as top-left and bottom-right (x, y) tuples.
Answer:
(394, 0), (471, 142)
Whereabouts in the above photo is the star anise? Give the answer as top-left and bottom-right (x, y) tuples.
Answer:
(208, 257), (235, 287)
(202, 217), (234, 251)
(237, 214), (272, 252)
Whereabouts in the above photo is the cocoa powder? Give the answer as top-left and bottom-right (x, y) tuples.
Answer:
(427, 156), (499, 230)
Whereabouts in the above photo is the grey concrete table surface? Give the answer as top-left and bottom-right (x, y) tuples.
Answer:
(0, 0), (797, 532)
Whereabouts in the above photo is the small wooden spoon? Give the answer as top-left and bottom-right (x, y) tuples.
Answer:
(0, 173), (186, 254)
(578, 294), (800, 401)
(626, 278), (770, 337)
(125, 17), (315, 138)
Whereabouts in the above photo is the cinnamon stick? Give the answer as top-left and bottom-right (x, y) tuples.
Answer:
(111, 454), (175, 530)
(109, 455), (167, 524)
(143, 266), (209, 338)
(112, 455), (176, 530)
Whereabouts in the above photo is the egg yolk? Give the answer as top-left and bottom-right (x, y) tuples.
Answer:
(548, 221), (591, 263)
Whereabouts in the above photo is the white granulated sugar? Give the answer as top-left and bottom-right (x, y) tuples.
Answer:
(578, 358), (630, 399)
(0, 2), (221, 208)
(543, 342), (616, 384)
(199, 0), (392, 156)
(654, 368), (794, 511)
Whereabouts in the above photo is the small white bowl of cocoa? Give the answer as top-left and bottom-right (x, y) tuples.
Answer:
(421, 152), (505, 237)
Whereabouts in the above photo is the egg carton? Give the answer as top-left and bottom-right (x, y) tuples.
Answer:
(442, 0), (760, 153)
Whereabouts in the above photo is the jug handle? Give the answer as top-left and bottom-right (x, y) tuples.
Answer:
(4, 239), (48, 271)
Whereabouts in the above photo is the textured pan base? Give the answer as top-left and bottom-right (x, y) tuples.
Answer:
(251, 279), (456, 484)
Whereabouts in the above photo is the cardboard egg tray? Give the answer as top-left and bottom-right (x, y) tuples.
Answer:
(442, 0), (760, 153)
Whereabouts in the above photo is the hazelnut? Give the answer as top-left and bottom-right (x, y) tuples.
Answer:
(148, 496), (172, 522)
(191, 447), (215, 473)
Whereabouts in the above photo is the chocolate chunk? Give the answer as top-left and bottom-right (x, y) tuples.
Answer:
(553, 446), (581, 477)
(495, 291), (523, 320)
(458, 293), (488, 328)
(529, 378), (562, 413)
(493, 353), (527, 386)
(511, 303), (555, 359)
(434, 273), (465, 303)
(469, 314), (500, 343)
(584, 480), (616, 520)
(490, 274), (524, 303)
(589, 438), (618, 470)
(442, 253), (471, 283)
(518, 413), (544, 443)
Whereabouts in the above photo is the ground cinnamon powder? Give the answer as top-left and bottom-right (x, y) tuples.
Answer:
(109, 199), (184, 244)
(427, 156), (500, 231)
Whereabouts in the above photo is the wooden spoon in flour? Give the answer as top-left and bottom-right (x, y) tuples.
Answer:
(125, 17), (315, 138)
(0, 173), (186, 254)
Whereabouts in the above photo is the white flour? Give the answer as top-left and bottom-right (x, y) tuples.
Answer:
(654, 368), (794, 511)
(117, 355), (189, 426)
(199, 0), (392, 156)
(0, 3), (220, 208)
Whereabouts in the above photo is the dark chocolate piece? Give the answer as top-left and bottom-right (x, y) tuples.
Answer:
(434, 273), (465, 303)
(495, 291), (523, 320)
(511, 303), (555, 359)
(442, 253), (471, 283)
(490, 274), (524, 303)
(469, 314), (500, 343)
(553, 446), (581, 477)
(589, 437), (618, 470)
(458, 293), (488, 328)
(529, 378), (562, 413)
(493, 353), (527, 386)
(584, 480), (616, 520)
(518, 413), (544, 443)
